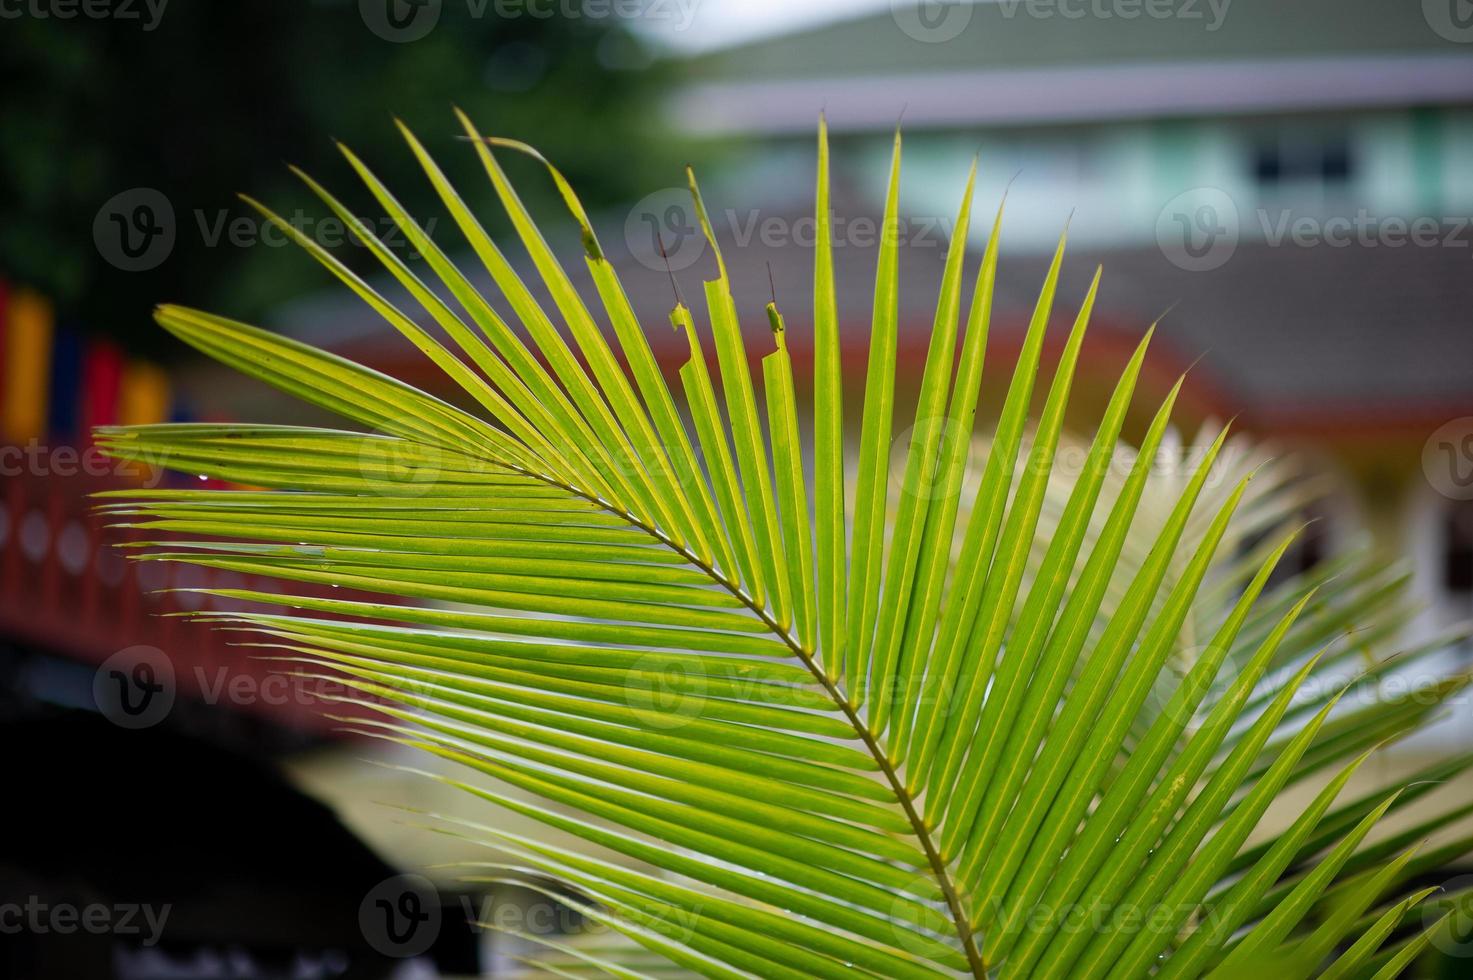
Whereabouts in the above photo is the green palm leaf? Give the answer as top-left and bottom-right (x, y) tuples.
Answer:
(99, 115), (1472, 978)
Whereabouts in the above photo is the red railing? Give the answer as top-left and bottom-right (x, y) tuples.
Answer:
(1, 465), (362, 735)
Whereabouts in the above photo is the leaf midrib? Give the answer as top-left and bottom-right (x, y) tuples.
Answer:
(512, 462), (988, 979)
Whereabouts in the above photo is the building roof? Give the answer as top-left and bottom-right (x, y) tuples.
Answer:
(674, 1), (1473, 134)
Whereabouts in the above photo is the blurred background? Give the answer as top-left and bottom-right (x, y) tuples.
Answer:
(3, 0), (1472, 975)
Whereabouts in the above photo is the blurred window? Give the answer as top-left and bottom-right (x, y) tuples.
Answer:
(1444, 502), (1473, 595)
(1235, 498), (1332, 590)
(1251, 130), (1354, 187)
(1267, 504), (1329, 587)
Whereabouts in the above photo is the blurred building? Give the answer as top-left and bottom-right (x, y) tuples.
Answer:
(662, 0), (1473, 682)
(677, 0), (1473, 672)
(271, 0), (1473, 672)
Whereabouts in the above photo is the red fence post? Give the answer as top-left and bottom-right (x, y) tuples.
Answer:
(1, 478), (21, 602)
(41, 488), (63, 619)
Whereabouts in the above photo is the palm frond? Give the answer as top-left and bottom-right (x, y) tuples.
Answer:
(98, 115), (1473, 979)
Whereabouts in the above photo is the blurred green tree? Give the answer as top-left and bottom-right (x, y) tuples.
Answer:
(0, 0), (672, 357)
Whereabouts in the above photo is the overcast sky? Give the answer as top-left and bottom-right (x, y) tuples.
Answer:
(640, 0), (898, 52)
